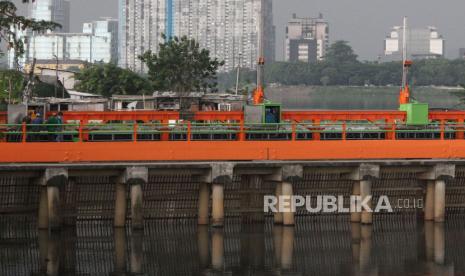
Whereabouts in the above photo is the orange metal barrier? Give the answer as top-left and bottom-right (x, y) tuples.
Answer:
(48, 111), (180, 123)
(0, 112), (6, 124)
(1, 140), (465, 163)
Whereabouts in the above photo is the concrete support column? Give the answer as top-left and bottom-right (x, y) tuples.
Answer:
(47, 233), (60, 276)
(211, 228), (224, 270)
(350, 181), (361, 223)
(425, 221), (435, 262)
(130, 184), (143, 230)
(434, 180), (446, 223)
(212, 183), (224, 227)
(124, 167), (148, 230)
(274, 182), (283, 224)
(38, 168), (68, 230)
(359, 225), (373, 272)
(282, 182), (294, 226)
(424, 180), (435, 221)
(198, 183), (210, 225)
(360, 180), (373, 224)
(114, 182), (127, 228)
(38, 186), (49, 229)
(47, 186), (61, 231)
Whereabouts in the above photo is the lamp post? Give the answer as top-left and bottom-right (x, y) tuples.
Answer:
(53, 54), (59, 98)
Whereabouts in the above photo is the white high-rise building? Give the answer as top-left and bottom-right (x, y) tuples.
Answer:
(383, 26), (445, 61)
(119, 0), (275, 73)
(30, 0), (71, 32)
(285, 13), (329, 62)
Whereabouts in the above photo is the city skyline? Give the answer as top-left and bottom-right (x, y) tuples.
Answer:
(11, 0), (465, 61)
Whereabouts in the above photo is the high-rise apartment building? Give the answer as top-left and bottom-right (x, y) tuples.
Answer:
(119, 0), (275, 73)
(30, 0), (71, 32)
(383, 26), (445, 61)
(285, 13), (329, 63)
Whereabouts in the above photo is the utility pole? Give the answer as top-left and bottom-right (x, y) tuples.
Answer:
(53, 54), (58, 98)
(235, 53), (242, 95)
(8, 77), (12, 104)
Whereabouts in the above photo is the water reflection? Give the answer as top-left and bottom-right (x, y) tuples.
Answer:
(0, 216), (464, 275)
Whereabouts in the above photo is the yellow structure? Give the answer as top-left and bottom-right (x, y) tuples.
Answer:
(24, 59), (86, 74)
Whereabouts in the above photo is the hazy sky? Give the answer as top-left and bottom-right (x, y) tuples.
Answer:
(13, 0), (465, 60)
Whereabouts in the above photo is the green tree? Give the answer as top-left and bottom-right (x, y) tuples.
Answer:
(0, 1), (61, 70)
(0, 69), (24, 103)
(324, 40), (358, 65)
(139, 35), (224, 93)
(75, 63), (152, 97)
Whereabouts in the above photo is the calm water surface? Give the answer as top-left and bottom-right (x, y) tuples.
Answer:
(0, 215), (463, 275)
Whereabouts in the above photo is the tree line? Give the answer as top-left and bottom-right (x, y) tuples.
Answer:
(219, 41), (465, 91)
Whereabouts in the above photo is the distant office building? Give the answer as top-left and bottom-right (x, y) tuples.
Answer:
(383, 26), (445, 61)
(30, 0), (70, 32)
(9, 19), (119, 69)
(119, 0), (275, 72)
(459, 48), (465, 59)
(285, 13), (329, 62)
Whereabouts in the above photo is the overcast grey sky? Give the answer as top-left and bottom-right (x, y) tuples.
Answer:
(13, 0), (465, 60)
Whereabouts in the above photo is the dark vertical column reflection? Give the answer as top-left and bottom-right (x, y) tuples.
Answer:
(197, 225), (210, 269)
(114, 228), (127, 274)
(130, 230), (143, 274)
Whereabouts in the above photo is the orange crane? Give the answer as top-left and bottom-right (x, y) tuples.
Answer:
(252, 0), (265, 105)
(399, 16), (412, 105)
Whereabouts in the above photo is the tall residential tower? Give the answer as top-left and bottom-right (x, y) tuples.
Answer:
(119, 0), (275, 72)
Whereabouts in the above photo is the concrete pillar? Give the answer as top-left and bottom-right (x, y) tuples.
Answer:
(47, 186), (61, 231)
(434, 223), (445, 265)
(38, 168), (68, 230)
(425, 221), (435, 262)
(211, 228), (224, 270)
(425, 181), (435, 221)
(130, 231), (143, 274)
(123, 167), (148, 230)
(114, 182), (127, 228)
(351, 181), (361, 223)
(114, 228), (127, 274)
(197, 226), (209, 269)
(434, 180), (446, 223)
(211, 183), (224, 227)
(130, 184), (143, 230)
(38, 186), (49, 229)
(281, 226), (295, 270)
(282, 182), (295, 226)
(360, 180), (373, 224)
(198, 183), (210, 225)
(274, 182), (283, 224)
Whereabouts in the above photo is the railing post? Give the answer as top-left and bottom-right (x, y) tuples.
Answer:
(312, 119), (321, 141)
(78, 121), (83, 142)
(239, 121), (245, 141)
(22, 122), (27, 143)
(291, 121), (296, 141)
(390, 120), (397, 140)
(187, 121), (192, 142)
(133, 123), (138, 143)
(457, 119), (464, 140)
(440, 120), (445, 140)
(342, 122), (347, 141)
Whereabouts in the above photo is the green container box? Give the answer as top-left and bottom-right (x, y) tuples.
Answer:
(399, 102), (429, 125)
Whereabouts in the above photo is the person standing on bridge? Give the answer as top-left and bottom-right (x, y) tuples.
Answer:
(46, 113), (59, 142)
(56, 112), (64, 142)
